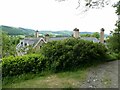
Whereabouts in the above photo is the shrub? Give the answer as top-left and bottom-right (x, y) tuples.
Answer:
(40, 38), (108, 72)
(2, 54), (45, 77)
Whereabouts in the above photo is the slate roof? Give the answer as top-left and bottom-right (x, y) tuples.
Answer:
(16, 37), (99, 50)
(33, 38), (47, 48)
(49, 37), (68, 41)
(81, 37), (99, 43)
(20, 38), (40, 46)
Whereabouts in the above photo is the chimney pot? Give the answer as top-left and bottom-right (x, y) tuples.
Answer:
(45, 34), (49, 36)
(45, 34), (49, 42)
(35, 30), (39, 38)
(73, 28), (79, 31)
(100, 28), (105, 43)
(101, 28), (104, 32)
(73, 28), (79, 38)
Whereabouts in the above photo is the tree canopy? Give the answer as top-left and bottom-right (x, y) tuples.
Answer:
(108, 1), (120, 54)
(114, 0), (120, 15)
(56, 0), (111, 12)
(1, 32), (21, 57)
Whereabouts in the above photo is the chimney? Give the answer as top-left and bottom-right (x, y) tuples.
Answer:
(45, 34), (49, 42)
(73, 28), (79, 38)
(35, 30), (39, 38)
(100, 28), (105, 43)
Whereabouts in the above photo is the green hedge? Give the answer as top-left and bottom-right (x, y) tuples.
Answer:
(41, 38), (108, 72)
(2, 54), (45, 77)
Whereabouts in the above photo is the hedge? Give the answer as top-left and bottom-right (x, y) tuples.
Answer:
(2, 54), (45, 77)
(40, 38), (108, 72)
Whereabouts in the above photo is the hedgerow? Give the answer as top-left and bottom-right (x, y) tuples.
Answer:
(2, 54), (45, 77)
(40, 38), (108, 72)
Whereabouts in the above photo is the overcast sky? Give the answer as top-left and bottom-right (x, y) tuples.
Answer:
(0, 0), (119, 34)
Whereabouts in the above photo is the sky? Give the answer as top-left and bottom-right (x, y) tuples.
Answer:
(0, 0), (119, 34)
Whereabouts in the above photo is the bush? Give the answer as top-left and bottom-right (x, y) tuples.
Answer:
(41, 38), (108, 72)
(2, 54), (45, 77)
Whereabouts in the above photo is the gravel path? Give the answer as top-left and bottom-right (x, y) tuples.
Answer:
(80, 60), (119, 88)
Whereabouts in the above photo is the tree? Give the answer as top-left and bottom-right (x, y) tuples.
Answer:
(108, 1), (120, 53)
(114, 0), (120, 15)
(80, 32), (100, 39)
(80, 34), (91, 37)
(92, 32), (100, 39)
(1, 31), (20, 57)
(2, 32), (11, 57)
(56, 0), (110, 12)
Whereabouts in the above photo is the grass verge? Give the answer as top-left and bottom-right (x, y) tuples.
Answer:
(2, 58), (118, 88)
(3, 68), (88, 88)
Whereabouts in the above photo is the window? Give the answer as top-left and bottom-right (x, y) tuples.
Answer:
(25, 43), (27, 46)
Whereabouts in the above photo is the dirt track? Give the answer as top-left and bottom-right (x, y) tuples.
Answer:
(80, 60), (119, 88)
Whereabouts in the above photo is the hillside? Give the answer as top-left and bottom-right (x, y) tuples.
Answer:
(0, 25), (109, 37)
(39, 30), (93, 37)
(0, 25), (35, 35)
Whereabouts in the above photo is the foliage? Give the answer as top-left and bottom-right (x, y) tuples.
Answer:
(40, 38), (108, 72)
(56, 0), (110, 12)
(1, 32), (21, 57)
(108, 1), (120, 54)
(80, 34), (91, 37)
(91, 32), (100, 39)
(81, 32), (100, 39)
(113, 0), (120, 15)
(2, 54), (45, 77)
(108, 32), (120, 53)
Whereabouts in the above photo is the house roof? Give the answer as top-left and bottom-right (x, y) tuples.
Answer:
(49, 37), (68, 41)
(20, 37), (99, 45)
(33, 38), (47, 48)
(81, 37), (99, 43)
(20, 38), (40, 45)
(17, 37), (99, 50)
(49, 37), (99, 42)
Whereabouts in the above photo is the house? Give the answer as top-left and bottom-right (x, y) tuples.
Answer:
(16, 30), (46, 55)
(16, 31), (69, 55)
(16, 28), (105, 56)
(16, 38), (46, 55)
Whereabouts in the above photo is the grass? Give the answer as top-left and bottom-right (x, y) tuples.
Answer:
(102, 73), (112, 88)
(3, 68), (88, 88)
